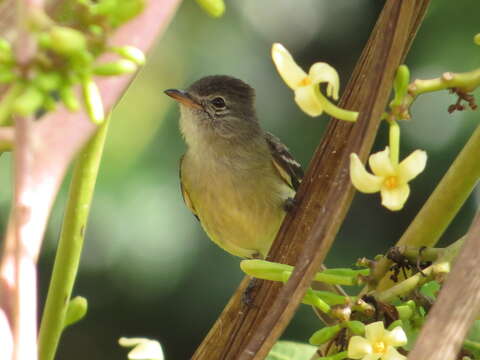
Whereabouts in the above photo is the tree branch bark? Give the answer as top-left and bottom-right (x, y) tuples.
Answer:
(407, 212), (480, 360)
(192, 1), (431, 359)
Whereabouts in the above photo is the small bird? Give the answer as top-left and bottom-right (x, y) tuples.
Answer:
(165, 75), (303, 259)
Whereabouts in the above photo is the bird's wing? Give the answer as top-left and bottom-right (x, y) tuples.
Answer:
(264, 132), (304, 191)
(179, 155), (199, 221)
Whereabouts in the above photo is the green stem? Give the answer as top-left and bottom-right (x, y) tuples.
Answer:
(0, 82), (25, 126)
(317, 91), (359, 122)
(388, 119), (400, 165)
(38, 115), (110, 360)
(375, 238), (463, 302)
(372, 122), (480, 290)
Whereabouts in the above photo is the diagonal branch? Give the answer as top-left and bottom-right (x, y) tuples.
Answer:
(407, 212), (480, 360)
(192, 0), (431, 359)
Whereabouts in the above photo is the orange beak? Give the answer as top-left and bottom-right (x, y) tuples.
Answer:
(164, 89), (202, 110)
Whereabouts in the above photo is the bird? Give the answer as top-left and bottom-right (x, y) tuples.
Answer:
(164, 75), (303, 259)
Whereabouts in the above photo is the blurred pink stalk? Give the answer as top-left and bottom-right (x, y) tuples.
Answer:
(0, 1), (182, 359)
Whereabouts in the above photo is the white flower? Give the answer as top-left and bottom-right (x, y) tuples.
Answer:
(350, 147), (427, 211)
(271, 43), (340, 117)
(348, 321), (407, 360)
(119, 337), (164, 360)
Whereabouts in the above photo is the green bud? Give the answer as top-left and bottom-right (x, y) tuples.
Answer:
(13, 85), (44, 116)
(82, 78), (104, 124)
(390, 64), (410, 108)
(344, 320), (365, 335)
(33, 72), (62, 92)
(43, 94), (57, 112)
(60, 85), (80, 111)
(195, 0), (225, 17)
(303, 289), (331, 314)
(93, 59), (138, 76)
(64, 296), (88, 328)
(0, 68), (16, 83)
(309, 325), (341, 346)
(112, 46), (145, 65)
(474, 33), (480, 46)
(396, 305), (413, 320)
(310, 290), (352, 306)
(0, 38), (13, 64)
(44, 27), (87, 56)
(240, 260), (293, 282)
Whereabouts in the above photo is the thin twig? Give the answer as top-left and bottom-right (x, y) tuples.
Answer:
(407, 212), (480, 360)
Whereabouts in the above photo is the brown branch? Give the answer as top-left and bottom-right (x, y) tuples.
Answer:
(407, 212), (480, 360)
(0, 1), (182, 359)
(192, 1), (431, 359)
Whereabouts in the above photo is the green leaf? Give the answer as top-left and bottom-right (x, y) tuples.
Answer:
(420, 280), (440, 298)
(266, 341), (318, 360)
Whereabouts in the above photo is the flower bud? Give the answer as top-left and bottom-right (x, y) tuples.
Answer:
(344, 320), (365, 335)
(93, 59), (138, 76)
(13, 85), (44, 116)
(33, 72), (62, 91)
(82, 78), (104, 124)
(64, 296), (88, 328)
(0, 38), (13, 64)
(474, 33), (480, 46)
(309, 325), (341, 346)
(60, 85), (80, 111)
(112, 46), (145, 65)
(195, 0), (225, 17)
(42, 26), (87, 56)
(0, 67), (16, 83)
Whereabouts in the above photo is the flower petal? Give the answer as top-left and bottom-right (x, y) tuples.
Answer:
(397, 149), (427, 183)
(294, 86), (324, 116)
(308, 62), (340, 100)
(271, 43), (308, 90)
(364, 354), (382, 360)
(384, 327), (408, 347)
(365, 321), (386, 343)
(382, 346), (406, 360)
(369, 147), (395, 177)
(381, 184), (410, 211)
(350, 153), (383, 193)
(348, 336), (373, 359)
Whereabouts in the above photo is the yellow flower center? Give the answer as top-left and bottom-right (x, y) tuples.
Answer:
(372, 341), (386, 354)
(298, 77), (312, 87)
(384, 176), (398, 189)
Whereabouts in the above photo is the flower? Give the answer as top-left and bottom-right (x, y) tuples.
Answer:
(350, 147), (427, 211)
(271, 43), (357, 121)
(348, 321), (407, 360)
(119, 337), (164, 360)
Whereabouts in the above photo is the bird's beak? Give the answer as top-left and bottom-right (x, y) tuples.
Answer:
(164, 89), (202, 110)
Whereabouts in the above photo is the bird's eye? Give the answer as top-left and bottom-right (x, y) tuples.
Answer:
(211, 97), (226, 108)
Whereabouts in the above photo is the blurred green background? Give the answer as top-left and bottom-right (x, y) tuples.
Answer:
(1, 0), (480, 358)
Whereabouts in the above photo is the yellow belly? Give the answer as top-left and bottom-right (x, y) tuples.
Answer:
(182, 158), (294, 258)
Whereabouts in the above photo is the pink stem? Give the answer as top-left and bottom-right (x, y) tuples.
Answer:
(0, 1), (182, 359)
